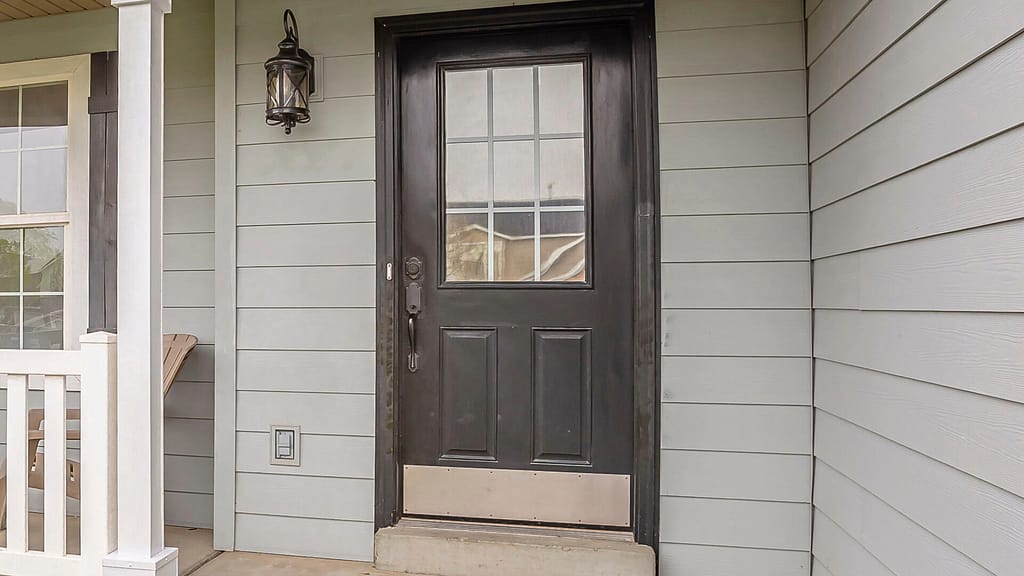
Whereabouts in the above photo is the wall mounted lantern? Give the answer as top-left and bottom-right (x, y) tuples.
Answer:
(265, 9), (315, 134)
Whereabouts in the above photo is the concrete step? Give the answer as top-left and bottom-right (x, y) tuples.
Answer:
(374, 521), (655, 576)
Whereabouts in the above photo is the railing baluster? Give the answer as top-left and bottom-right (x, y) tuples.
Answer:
(43, 374), (68, 555)
(6, 374), (28, 553)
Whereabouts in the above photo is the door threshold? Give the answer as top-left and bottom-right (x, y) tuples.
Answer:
(396, 517), (634, 543)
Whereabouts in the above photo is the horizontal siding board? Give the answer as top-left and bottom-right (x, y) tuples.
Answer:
(165, 381), (214, 419)
(806, 0), (871, 64)
(165, 455), (214, 495)
(812, 510), (896, 576)
(662, 404), (812, 453)
(235, 473), (373, 522)
(236, 308), (375, 351)
(657, 23), (805, 78)
(237, 350), (374, 394)
(662, 214), (809, 262)
(164, 159), (214, 197)
(166, 417), (214, 457)
(235, 0), (374, 63)
(663, 262), (810, 309)
(163, 307), (214, 343)
(814, 309), (1024, 403)
(661, 450), (811, 502)
(165, 233), (215, 271)
(164, 196), (215, 234)
(237, 181), (375, 225)
(816, 360), (1024, 496)
(812, 127), (1024, 257)
(237, 223), (375, 267)
(662, 356), (812, 405)
(236, 138), (375, 185)
(660, 542), (810, 576)
(660, 118), (807, 169)
(165, 86), (215, 125)
(813, 222), (1024, 312)
(177, 343), (215, 382)
(659, 71), (806, 123)
(654, 0), (802, 32)
(811, 33), (1024, 208)
(814, 558), (837, 576)
(165, 122), (215, 161)
(164, 270), (214, 308)
(235, 513), (372, 562)
(808, 0), (944, 109)
(661, 497), (811, 550)
(235, 391), (374, 436)
(810, 0), (1024, 159)
(661, 165), (808, 216)
(237, 266), (375, 308)
(663, 309), (811, 357)
(814, 462), (996, 576)
(815, 412), (1024, 576)
(236, 431), (373, 479)
(166, 492), (214, 528)
(236, 96), (375, 145)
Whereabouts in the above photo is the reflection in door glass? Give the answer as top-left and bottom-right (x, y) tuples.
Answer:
(443, 62), (587, 283)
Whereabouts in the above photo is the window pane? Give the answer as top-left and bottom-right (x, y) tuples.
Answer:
(24, 227), (63, 292)
(492, 67), (533, 137)
(0, 151), (16, 215)
(540, 212), (586, 282)
(493, 140), (534, 207)
(446, 213), (488, 281)
(444, 70), (488, 139)
(539, 138), (585, 206)
(0, 229), (19, 292)
(24, 295), (62, 350)
(0, 295), (18, 349)
(21, 83), (67, 148)
(494, 212), (534, 281)
(0, 88), (17, 151)
(445, 142), (488, 209)
(538, 63), (584, 134)
(21, 147), (67, 213)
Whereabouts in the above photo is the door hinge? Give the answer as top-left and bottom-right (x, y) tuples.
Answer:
(386, 261), (393, 281)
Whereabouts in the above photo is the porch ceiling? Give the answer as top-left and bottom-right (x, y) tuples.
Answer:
(0, 0), (109, 22)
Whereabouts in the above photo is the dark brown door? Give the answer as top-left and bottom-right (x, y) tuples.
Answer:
(397, 23), (635, 526)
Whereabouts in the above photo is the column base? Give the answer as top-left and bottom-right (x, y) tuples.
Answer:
(103, 547), (179, 576)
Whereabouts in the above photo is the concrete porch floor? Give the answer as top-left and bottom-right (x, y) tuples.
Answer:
(191, 552), (415, 576)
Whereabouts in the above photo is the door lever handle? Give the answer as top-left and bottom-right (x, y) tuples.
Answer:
(406, 280), (422, 372)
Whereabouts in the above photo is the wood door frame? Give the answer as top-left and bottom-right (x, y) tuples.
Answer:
(374, 0), (661, 548)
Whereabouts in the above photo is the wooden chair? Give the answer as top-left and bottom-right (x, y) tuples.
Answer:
(0, 333), (198, 528)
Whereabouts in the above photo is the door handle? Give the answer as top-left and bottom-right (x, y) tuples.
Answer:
(406, 280), (422, 372)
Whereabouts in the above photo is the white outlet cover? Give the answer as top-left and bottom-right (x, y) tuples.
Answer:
(270, 425), (301, 466)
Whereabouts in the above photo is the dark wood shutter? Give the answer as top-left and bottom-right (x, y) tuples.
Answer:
(88, 52), (117, 332)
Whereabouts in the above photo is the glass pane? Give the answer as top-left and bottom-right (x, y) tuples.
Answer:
(0, 229), (20, 292)
(21, 83), (67, 148)
(538, 63), (584, 134)
(493, 212), (535, 281)
(24, 295), (62, 350)
(0, 88), (17, 151)
(493, 140), (534, 207)
(445, 213), (488, 282)
(445, 70), (488, 139)
(540, 212), (586, 282)
(0, 151), (17, 215)
(539, 138), (585, 206)
(21, 148), (67, 213)
(492, 67), (533, 137)
(445, 142), (488, 209)
(0, 295), (18, 349)
(24, 227), (63, 292)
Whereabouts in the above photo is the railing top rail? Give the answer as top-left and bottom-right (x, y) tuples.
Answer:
(0, 349), (83, 377)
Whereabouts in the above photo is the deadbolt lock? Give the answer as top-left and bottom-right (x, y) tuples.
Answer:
(404, 257), (423, 280)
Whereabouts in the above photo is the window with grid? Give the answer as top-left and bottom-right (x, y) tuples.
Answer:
(443, 62), (589, 283)
(0, 82), (69, 349)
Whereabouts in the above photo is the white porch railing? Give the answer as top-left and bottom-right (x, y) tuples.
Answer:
(0, 332), (117, 576)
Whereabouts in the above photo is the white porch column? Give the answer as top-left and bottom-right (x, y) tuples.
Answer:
(104, 1), (178, 575)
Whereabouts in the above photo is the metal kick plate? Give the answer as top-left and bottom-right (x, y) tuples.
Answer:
(403, 465), (631, 527)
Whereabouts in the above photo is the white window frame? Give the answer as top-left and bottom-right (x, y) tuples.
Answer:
(0, 55), (90, 350)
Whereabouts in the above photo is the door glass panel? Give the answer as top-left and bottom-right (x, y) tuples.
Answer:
(443, 62), (587, 283)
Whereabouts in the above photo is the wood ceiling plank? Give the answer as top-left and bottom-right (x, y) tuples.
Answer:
(48, 0), (85, 13)
(0, 0), (34, 19)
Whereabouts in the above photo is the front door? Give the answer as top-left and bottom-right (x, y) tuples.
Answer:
(397, 20), (636, 529)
